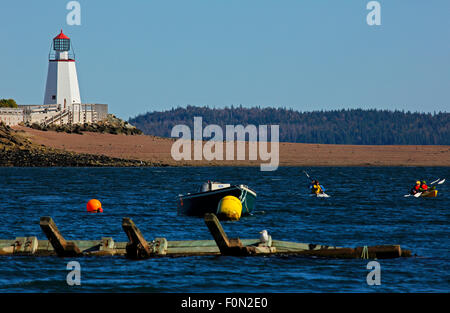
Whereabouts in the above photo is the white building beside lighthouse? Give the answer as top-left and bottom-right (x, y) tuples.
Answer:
(43, 30), (81, 107)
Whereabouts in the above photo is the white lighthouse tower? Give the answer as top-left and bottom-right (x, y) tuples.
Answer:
(43, 30), (81, 108)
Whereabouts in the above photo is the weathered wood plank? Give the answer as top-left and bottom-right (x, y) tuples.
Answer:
(0, 239), (15, 255)
(83, 238), (117, 256)
(271, 240), (341, 251)
(167, 246), (221, 255)
(168, 240), (218, 248)
(114, 242), (127, 250)
(355, 245), (402, 259)
(39, 217), (81, 257)
(204, 213), (258, 256)
(167, 239), (261, 248)
(274, 245), (405, 259)
(0, 246), (15, 255)
(0, 240), (13, 246)
(37, 240), (53, 253)
(204, 213), (231, 252)
(288, 248), (358, 258)
(72, 240), (102, 250)
(122, 217), (151, 259)
(401, 249), (411, 257)
(254, 246), (277, 254)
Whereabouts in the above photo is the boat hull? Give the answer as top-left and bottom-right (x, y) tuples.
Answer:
(178, 186), (257, 217)
(421, 190), (438, 198)
(310, 193), (330, 198)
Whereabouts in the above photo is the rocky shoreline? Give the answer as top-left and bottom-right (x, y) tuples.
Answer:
(25, 114), (143, 136)
(0, 147), (160, 167)
(0, 123), (164, 167)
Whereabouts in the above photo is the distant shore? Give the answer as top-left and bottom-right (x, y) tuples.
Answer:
(6, 126), (449, 167)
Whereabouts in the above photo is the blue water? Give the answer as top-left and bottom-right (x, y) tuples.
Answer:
(0, 167), (448, 293)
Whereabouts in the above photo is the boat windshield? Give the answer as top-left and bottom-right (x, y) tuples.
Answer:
(200, 182), (210, 192)
(198, 182), (231, 192)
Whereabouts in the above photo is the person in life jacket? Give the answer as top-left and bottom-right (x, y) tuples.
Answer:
(410, 180), (421, 195)
(310, 180), (325, 194)
(419, 181), (428, 192)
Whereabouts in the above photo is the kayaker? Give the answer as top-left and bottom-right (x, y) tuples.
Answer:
(410, 181), (421, 195)
(310, 180), (325, 195)
(420, 181), (428, 192)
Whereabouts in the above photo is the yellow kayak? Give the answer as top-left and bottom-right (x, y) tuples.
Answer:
(421, 190), (438, 198)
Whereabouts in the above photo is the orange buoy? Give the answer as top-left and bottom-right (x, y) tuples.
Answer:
(87, 199), (103, 213)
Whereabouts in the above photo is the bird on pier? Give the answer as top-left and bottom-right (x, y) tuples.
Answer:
(259, 230), (269, 244)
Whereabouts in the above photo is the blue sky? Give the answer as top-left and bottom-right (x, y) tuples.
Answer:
(0, 0), (449, 119)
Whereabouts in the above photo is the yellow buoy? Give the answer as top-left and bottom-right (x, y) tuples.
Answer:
(217, 195), (242, 221)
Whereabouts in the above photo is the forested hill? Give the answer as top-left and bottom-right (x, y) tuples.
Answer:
(129, 106), (450, 145)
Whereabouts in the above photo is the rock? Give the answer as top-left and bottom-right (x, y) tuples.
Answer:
(23, 114), (143, 136)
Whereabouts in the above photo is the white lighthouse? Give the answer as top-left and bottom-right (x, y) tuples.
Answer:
(43, 30), (81, 108)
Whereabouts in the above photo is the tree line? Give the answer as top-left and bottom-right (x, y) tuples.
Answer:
(129, 106), (450, 145)
(0, 99), (18, 108)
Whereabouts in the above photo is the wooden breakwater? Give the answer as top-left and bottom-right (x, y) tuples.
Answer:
(0, 213), (412, 259)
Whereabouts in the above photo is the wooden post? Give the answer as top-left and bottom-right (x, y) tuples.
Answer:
(39, 217), (81, 257)
(204, 213), (231, 253)
(204, 213), (256, 256)
(122, 217), (151, 259)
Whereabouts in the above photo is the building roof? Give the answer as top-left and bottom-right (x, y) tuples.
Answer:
(54, 29), (70, 40)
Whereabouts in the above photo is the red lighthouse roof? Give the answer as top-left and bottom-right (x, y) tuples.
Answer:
(54, 29), (70, 40)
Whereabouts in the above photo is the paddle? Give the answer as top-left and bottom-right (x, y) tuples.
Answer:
(303, 170), (311, 180)
(303, 170), (314, 192)
(404, 192), (422, 198)
(429, 178), (445, 185)
(430, 178), (440, 185)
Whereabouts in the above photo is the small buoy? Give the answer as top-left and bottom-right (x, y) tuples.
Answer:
(217, 195), (242, 221)
(87, 199), (103, 213)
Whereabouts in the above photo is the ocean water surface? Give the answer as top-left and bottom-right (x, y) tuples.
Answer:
(0, 167), (448, 292)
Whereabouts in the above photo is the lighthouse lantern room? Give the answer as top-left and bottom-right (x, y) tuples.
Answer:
(43, 30), (81, 108)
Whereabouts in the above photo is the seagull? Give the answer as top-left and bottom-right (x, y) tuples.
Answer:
(259, 230), (269, 244)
